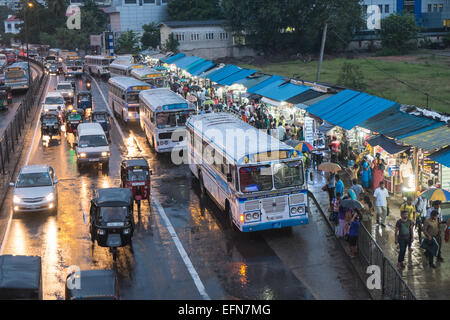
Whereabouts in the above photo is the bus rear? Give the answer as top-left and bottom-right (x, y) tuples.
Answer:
(5, 64), (28, 91)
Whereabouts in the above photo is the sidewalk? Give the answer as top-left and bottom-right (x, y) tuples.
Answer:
(307, 168), (450, 299)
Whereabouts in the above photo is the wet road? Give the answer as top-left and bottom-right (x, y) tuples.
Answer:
(0, 74), (370, 300)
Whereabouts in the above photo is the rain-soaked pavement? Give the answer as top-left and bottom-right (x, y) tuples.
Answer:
(0, 74), (370, 300)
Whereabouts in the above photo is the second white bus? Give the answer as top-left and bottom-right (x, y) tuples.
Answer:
(84, 55), (115, 78)
(130, 67), (167, 88)
(109, 61), (144, 78)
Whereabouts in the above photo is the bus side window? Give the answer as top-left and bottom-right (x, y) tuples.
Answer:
(221, 156), (229, 176)
(230, 165), (238, 191)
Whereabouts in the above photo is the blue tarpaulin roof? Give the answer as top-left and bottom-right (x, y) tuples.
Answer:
(397, 125), (450, 150)
(208, 65), (241, 82)
(307, 90), (397, 130)
(428, 146), (450, 167)
(185, 58), (207, 72)
(247, 75), (285, 94)
(174, 56), (204, 69)
(254, 81), (311, 102)
(360, 105), (445, 139)
(188, 60), (216, 76)
(163, 53), (186, 64)
(236, 75), (271, 89)
(216, 69), (257, 86)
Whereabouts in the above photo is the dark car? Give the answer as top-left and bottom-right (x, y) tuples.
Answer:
(65, 269), (118, 300)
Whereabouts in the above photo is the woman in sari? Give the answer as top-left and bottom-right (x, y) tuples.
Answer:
(372, 153), (385, 192)
(361, 157), (371, 189)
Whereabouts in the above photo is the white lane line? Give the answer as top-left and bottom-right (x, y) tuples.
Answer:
(0, 75), (52, 254)
(91, 76), (211, 300)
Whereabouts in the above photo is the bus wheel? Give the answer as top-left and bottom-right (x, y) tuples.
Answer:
(151, 137), (155, 150)
(226, 204), (238, 232)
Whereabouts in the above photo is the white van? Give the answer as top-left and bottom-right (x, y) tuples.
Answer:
(75, 123), (110, 170)
(42, 92), (65, 113)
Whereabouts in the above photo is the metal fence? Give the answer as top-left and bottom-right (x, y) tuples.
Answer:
(358, 223), (417, 300)
(0, 59), (45, 174)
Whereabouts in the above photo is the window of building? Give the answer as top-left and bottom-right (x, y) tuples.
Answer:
(162, 0), (168, 3)
(143, 0), (155, 3)
(433, 4), (438, 11)
(219, 32), (228, 40)
(205, 32), (214, 40)
(124, 0), (136, 4)
(191, 33), (200, 41)
(175, 33), (185, 42)
(378, 4), (382, 13)
(439, 3), (444, 12)
(385, 4), (389, 13)
(7, 23), (11, 29)
(428, 4), (432, 12)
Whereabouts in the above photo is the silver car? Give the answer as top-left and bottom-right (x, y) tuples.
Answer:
(10, 165), (58, 213)
(56, 81), (74, 103)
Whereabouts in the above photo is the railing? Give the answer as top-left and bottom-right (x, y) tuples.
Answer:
(358, 223), (417, 300)
(0, 58), (46, 175)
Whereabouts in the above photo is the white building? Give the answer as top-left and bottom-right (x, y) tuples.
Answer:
(105, 0), (169, 33)
(4, 15), (22, 34)
(159, 20), (255, 60)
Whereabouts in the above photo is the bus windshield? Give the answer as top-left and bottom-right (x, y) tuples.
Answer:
(239, 165), (273, 193)
(45, 96), (64, 104)
(273, 161), (304, 189)
(126, 92), (139, 104)
(156, 111), (194, 129)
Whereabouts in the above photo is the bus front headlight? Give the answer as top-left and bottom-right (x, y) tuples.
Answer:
(245, 213), (252, 221)
(291, 207), (297, 214)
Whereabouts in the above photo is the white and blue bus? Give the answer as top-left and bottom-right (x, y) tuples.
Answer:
(61, 52), (83, 76)
(84, 55), (115, 78)
(109, 61), (144, 78)
(130, 67), (167, 88)
(108, 76), (152, 123)
(186, 113), (308, 232)
(4, 62), (29, 92)
(139, 88), (195, 153)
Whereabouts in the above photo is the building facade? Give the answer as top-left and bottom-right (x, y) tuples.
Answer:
(4, 15), (22, 34)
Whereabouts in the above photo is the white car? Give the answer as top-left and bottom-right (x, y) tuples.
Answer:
(10, 165), (58, 213)
(56, 81), (74, 103)
(42, 91), (65, 113)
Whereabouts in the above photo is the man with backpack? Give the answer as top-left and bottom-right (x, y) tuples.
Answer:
(395, 210), (414, 269)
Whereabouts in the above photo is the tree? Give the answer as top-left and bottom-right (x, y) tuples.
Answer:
(163, 33), (179, 53)
(379, 14), (419, 54)
(141, 22), (160, 49)
(337, 62), (367, 91)
(0, 5), (15, 33)
(116, 30), (140, 54)
(168, 0), (223, 21)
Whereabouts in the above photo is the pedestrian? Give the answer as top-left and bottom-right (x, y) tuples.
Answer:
(277, 122), (286, 141)
(337, 203), (350, 238)
(395, 210), (414, 269)
(360, 193), (374, 225)
(331, 192), (341, 227)
(350, 179), (364, 200)
(373, 181), (389, 227)
(335, 174), (344, 198)
(425, 201), (444, 262)
(399, 156), (413, 192)
(328, 136), (340, 163)
(361, 156), (371, 189)
(414, 191), (427, 243)
(371, 153), (385, 192)
(423, 210), (440, 268)
(347, 163), (359, 181)
(348, 212), (360, 258)
(327, 172), (336, 206)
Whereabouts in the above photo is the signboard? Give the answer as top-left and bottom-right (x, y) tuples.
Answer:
(422, 151), (440, 176)
(131, 86), (152, 91)
(90, 35), (102, 47)
(254, 151), (288, 163)
(442, 165), (450, 190)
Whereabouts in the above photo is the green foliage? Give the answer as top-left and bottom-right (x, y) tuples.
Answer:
(337, 62), (367, 91)
(379, 14), (419, 54)
(141, 22), (160, 49)
(0, 5), (15, 33)
(163, 33), (179, 53)
(374, 47), (402, 56)
(116, 31), (141, 54)
(222, 0), (363, 54)
(443, 32), (450, 48)
(168, 0), (223, 21)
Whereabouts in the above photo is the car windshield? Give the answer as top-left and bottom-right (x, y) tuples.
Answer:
(127, 169), (149, 181)
(57, 84), (72, 90)
(100, 206), (127, 222)
(126, 93), (139, 104)
(156, 111), (193, 129)
(273, 161), (304, 189)
(239, 165), (273, 193)
(42, 116), (58, 125)
(79, 95), (90, 101)
(45, 96), (64, 104)
(16, 172), (52, 188)
(79, 135), (108, 147)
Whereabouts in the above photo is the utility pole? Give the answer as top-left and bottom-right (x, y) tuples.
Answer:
(316, 23), (328, 83)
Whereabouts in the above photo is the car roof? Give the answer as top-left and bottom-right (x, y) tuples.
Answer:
(20, 165), (50, 174)
(45, 91), (63, 98)
(121, 158), (148, 168)
(94, 188), (132, 207)
(56, 81), (72, 86)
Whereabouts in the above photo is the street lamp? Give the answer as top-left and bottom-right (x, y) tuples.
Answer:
(25, 1), (34, 82)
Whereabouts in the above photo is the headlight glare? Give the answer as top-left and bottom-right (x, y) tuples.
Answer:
(291, 207), (297, 214)
(101, 151), (109, 157)
(45, 193), (55, 202)
(13, 195), (21, 203)
(79, 152), (87, 158)
(245, 213), (252, 221)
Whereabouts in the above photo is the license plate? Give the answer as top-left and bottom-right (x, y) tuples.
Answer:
(89, 158), (99, 162)
(267, 215), (283, 221)
(132, 182), (145, 186)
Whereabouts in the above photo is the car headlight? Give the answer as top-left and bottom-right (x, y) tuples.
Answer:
(98, 229), (105, 235)
(79, 152), (87, 158)
(101, 151), (109, 157)
(45, 193), (55, 202)
(123, 228), (131, 235)
(13, 195), (21, 203)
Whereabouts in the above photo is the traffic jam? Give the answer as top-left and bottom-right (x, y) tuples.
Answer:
(0, 49), (367, 301)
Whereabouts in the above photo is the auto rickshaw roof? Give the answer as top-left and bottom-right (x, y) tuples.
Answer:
(66, 269), (116, 300)
(95, 188), (132, 207)
(0, 255), (41, 298)
(77, 90), (91, 96)
(121, 158), (149, 169)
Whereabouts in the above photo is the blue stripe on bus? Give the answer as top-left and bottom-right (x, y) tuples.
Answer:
(241, 217), (308, 232)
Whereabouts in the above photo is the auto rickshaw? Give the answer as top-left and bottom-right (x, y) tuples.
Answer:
(89, 188), (134, 260)
(65, 269), (118, 300)
(66, 109), (83, 135)
(92, 108), (110, 139)
(120, 158), (152, 212)
(40, 110), (61, 144)
(76, 90), (92, 114)
(0, 87), (10, 111)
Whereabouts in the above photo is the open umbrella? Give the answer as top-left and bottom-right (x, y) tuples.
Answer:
(190, 85), (202, 91)
(420, 188), (450, 202)
(340, 199), (364, 210)
(187, 95), (197, 102)
(284, 139), (301, 148)
(318, 162), (342, 173)
(171, 82), (182, 89)
(294, 141), (314, 153)
(203, 100), (215, 106)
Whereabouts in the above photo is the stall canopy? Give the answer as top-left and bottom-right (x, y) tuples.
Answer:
(163, 53), (186, 64)
(188, 60), (216, 76)
(366, 134), (410, 154)
(247, 75), (285, 94)
(286, 90), (326, 105)
(257, 82), (311, 102)
(397, 125), (450, 151)
(237, 75), (271, 89)
(174, 56), (204, 70)
(428, 146), (450, 167)
(207, 65), (241, 82)
(318, 122), (335, 135)
(307, 90), (397, 130)
(216, 68), (257, 86)
(360, 104), (446, 139)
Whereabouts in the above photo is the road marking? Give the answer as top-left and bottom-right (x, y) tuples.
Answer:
(0, 74), (52, 254)
(91, 76), (211, 300)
